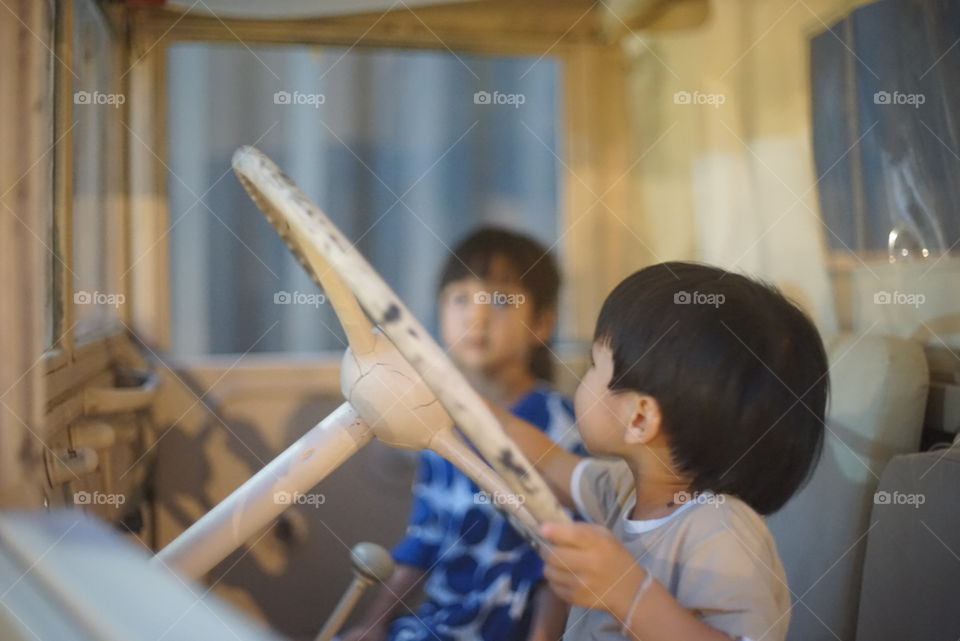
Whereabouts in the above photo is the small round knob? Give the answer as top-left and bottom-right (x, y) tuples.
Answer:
(350, 542), (395, 583)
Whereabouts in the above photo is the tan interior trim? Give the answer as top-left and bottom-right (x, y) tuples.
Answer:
(0, 0), (55, 498)
(44, 333), (130, 432)
(127, 22), (172, 350)
(128, 0), (603, 53)
(560, 44), (635, 342)
(54, 0), (76, 355)
(168, 353), (344, 402)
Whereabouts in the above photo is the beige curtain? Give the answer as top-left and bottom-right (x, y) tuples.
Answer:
(617, 0), (880, 333)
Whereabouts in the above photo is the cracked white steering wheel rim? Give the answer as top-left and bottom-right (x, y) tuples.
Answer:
(231, 146), (570, 528)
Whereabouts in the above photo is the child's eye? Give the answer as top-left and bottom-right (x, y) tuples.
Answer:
(448, 292), (470, 307)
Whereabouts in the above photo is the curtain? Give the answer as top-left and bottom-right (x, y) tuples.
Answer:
(619, 0), (866, 333)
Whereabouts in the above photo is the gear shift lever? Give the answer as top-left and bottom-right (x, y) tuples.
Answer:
(315, 542), (395, 641)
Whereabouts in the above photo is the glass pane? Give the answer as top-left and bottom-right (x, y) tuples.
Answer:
(166, 43), (561, 355)
(811, 1), (960, 259)
(71, 0), (124, 340)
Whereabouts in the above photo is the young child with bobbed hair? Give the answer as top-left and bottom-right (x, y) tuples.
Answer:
(493, 262), (829, 641)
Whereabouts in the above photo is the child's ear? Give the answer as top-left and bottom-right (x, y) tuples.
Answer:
(622, 394), (662, 446)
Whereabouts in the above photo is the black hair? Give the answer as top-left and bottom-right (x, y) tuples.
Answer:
(594, 262), (828, 515)
(438, 226), (560, 381)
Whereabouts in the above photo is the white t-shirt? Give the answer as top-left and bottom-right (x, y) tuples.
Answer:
(563, 458), (791, 641)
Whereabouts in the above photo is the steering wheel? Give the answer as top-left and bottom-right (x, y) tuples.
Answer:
(155, 146), (570, 581)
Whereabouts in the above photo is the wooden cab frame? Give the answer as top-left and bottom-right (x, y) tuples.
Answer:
(1, 0), (642, 526)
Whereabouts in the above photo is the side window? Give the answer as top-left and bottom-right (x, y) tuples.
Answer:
(811, 2), (960, 261)
(810, 1), (960, 341)
(70, 0), (127, 342)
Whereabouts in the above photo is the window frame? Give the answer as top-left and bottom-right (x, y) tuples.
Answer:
(125, 0), (637, 366)
(43, 0), (135, 440)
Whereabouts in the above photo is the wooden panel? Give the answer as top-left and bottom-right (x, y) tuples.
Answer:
(0, 0), (54, 501)
(127, 27), (172, 350)
(165, 356), (342, 403)
(559, 44), (635, 342)
(128, 0), (604, 53)
(44, 334), (123, 410)
(53, 0), (75, 355)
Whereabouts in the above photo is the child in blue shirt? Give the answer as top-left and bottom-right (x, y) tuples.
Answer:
(341, 227), (584, 641)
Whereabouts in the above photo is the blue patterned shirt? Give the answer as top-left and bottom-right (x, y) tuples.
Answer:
(388, 384), (582, 641)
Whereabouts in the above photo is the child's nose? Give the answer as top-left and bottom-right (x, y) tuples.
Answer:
(468, 299), (490, 325)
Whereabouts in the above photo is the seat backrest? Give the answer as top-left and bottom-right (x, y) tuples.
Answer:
(855, 447), (960, 641)
(767, 333), (928, 641)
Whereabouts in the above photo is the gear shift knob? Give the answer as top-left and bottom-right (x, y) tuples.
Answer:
(350, 542), (395, 584)
(314, 542), (395, 641)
